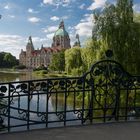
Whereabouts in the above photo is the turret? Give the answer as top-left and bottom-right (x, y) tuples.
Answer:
(73, 34), (81, 47)
(26, 36), (34, 53)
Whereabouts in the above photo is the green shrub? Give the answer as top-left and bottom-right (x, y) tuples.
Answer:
(13, 65), (26, 69)
(71, 66), (84, 76)
(33, 65), (48, 71)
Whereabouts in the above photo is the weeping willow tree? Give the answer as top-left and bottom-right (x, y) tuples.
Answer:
(65, 47), (83, 75)
(93, 0), (140, 74)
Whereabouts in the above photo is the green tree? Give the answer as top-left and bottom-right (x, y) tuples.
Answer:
(0, 52), (18, 68)
(134, 13), (140, 23)
(3, 53), (18, 67)
(94, 0), (140, 74)
(49, 50), (65, 72)
(0, 52), (5, 67)
(65, 47), (83, 74)
(81, 38), (99, 71)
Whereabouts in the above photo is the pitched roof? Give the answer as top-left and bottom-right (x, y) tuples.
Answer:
(31, 50), (41, 56)
(43, 47), (62, 53)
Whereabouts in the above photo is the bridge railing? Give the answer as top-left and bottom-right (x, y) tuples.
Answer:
(0, 59), (140, 133)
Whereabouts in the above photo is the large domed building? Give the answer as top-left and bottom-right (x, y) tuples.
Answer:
(52, 21), (71, 49)
(19, 21), (71, 69)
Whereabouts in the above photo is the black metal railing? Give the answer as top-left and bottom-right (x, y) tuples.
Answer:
(0, 59), (140, 133)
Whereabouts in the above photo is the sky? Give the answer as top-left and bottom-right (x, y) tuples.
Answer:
(0, 0), (140, 58)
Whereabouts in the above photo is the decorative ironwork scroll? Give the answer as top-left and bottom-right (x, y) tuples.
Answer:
(0, 59), (140, 133)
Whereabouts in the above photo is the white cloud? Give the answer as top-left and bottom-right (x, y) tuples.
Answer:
(4, 4), (10, 10)
(69, 33), (76, 45)
(0, 35), (24, 46)
(27, 36), (53, 48)
(26, 36), (51, 49)
(68, 26), (74, 31)
(42, 25), (58, 46)
(8, 15), (15, 18)
(28, 17), (41, 23)
(0, 34), (26, 58)
(28, 8), (33, 13)
(79, 3), (86, 9)
(50, 16), (59, 21)
(0, 34), (53, 58)
(75, 14), (93, 37)
(42, 0), (71, 7)
(75, 22), (92, 37)
(61, 0), (71, 7)
(43, 0), (53, 5)
(61, 15), (69, 20)
(28, 8), (39, 13)
(43, 25), (58, 33)
(32, 37), (47, 45)
(133, 4), (140, 13)
(87, 0), (106, 10)
(46, 33), (54, 39)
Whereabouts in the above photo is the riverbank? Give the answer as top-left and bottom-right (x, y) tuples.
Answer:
(33, 70), (71, 78)
(0, 69), (42, 83)
(0, 68), (72, 83)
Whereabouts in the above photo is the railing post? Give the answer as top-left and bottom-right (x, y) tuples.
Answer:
(27, 81), (30, 130)
(89, 78), (94, 124)
(115, 87), (120, 121)
(81, 78), (85, 124)
(64, 78), (67, 126)
(45, 81), (49, 128)
(8, 83), (11, 132)
(125, 88), (129, 121)
(1, 53), (140, 133)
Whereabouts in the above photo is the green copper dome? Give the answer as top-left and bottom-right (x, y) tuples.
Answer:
(54, 28), (68, 36)
(54, 21), (69, 37)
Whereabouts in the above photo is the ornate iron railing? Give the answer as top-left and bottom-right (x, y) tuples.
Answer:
(0, 59), (140, 133)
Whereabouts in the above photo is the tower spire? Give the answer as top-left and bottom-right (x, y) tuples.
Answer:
(59, 20), (64, 29)
(28, 36), (33, 45)
(26, 36), (34, 52)
(73, 34), (81, 47)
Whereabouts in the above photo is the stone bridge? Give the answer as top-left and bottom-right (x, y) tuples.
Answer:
(1, 52), (140, 138)
(0, 122), (140, 140)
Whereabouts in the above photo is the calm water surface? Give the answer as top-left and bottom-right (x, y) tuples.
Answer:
(0, 71), (43, 83)
(0, 71), (81, 132)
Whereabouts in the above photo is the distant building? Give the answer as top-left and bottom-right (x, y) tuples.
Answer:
(73, 34), (81, 48)
(52, 20), (71, 49)
(19, 21), (71, 69)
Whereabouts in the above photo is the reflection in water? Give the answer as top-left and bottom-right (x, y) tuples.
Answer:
(0, 71), (82, 132)
(3, 93), (81, 132)
(0, 72), (19, 83)
(0, 71), (44, 83)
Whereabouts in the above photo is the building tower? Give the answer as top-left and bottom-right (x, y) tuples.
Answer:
(19, 49), (26, 66)
(26, 36), (34, 53)
(26, 36), (34, 68)
(73, 34), (81, 47)
(52, 20), (71, 49)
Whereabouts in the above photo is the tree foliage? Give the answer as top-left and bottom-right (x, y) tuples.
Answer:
(49, 50), (65, 72)
(0, 52), (18, 68)
(81, 38), (100, 71)
(93, 0), (140, 74)
(65, 47), (83, 74)
(134, 13), (140, 23)
(50, 0), (140, 76)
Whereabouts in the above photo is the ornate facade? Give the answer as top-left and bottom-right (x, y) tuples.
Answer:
(19, 21), (71, 69)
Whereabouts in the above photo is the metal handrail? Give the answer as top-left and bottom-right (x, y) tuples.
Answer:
(0, 59), (140, 133)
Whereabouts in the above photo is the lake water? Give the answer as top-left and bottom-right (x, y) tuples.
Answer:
(0, 71), (44, 83)
(0, 71), (82, 132)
